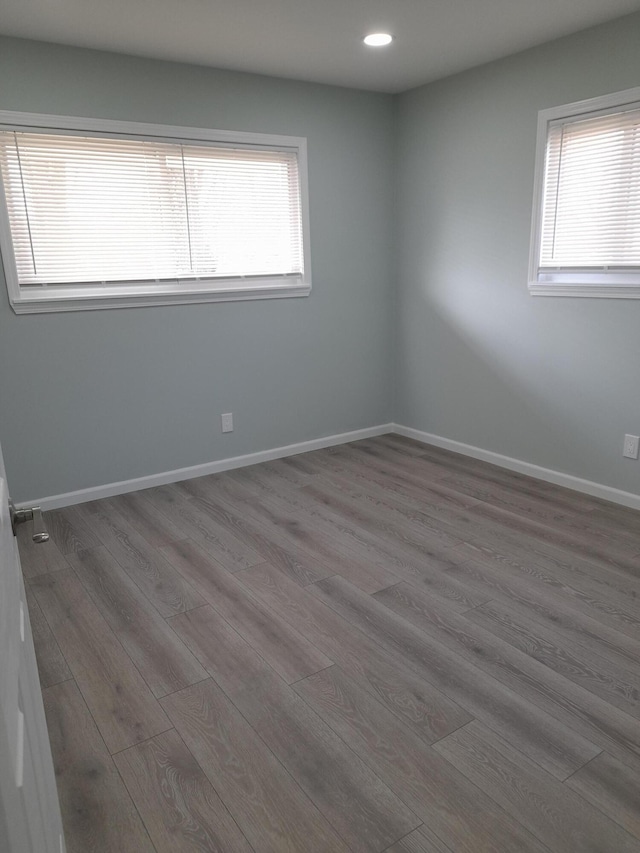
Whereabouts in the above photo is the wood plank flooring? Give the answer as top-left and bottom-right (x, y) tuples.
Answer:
(18, 434), (640, 853)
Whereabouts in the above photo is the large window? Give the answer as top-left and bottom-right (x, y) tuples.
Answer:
(0, 112), (311, 312)
(529, 87), (640, 298)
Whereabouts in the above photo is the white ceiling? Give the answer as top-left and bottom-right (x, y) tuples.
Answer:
(1, 0), (640, 93)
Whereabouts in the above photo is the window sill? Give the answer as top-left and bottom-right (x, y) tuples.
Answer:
(529, 283), (640, 299)
(10, 280), (312, 314)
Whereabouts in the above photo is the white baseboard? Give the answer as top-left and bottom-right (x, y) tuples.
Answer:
(23, 423), (393, 511)
(393, 423), (640, 512)
(22, 420), (640, 514)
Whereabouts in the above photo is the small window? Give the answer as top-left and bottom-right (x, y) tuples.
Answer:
(529, 87), (640, 298)
(0, 112), (311, 313)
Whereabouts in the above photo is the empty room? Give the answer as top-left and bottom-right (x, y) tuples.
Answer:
(1, 1), (640, 851)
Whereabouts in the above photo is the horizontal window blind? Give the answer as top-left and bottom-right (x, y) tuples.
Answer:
(0, 131), (304, 287)
(540, 107), (640, 269)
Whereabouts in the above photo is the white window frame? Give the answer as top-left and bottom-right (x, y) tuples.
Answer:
(529, 86), (640, 299)
(0, 111), (312, 313)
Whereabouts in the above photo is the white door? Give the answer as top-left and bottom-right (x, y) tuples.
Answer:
(0, 439), (65, 852)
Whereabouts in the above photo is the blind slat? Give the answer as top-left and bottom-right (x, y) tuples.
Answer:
(0, 131), (304, 286)
(540, 106), (640, 268)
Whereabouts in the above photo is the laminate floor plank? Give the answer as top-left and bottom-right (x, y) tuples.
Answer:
(414, 441), (609, 515)
(292, 495), (482, 601)
(258, 456), (317, 486)
(73, 499), (205, 617)
(193, 467), (462, 596)
(25, 584), (72, 688)
(161, 539), (333, 683)
(114, 729), (253, 853)
(105, 490), (187, 548)
(45, 506), (102, 554)
(433, 444), (640, 535)
(217, 487), (401, 594)
(161, 679), (353, 853)
(31, 434), (640, 853)
(466, 598), (640, 718)
(337, 450), (483, 518)
(464, 495), (640, 563)
(317, 444), (460, 502)
(369, 433), (433, 458)
(313, 575), (599, 779)
(181, 490), (336, 584)
(31, 569), (171, 753)
(68, 546), (208, 698)
(435, 720), (640, 853)
(566, 751), (640, 840)
(17, 526), (70, 578)
(441, 466), (640, 550)
(236, 562), (472, 744)
(223, 459), (315, 495)
(455, 539), (640, 639)
(312, 463), (471, 541)
(373, 579), (640, 775)
(168, 607), (421, 853)
(445, 555), (640, 671)
(43, 680), (155, 853)
(459, 502), (640, 582)
(583, 499), (640, 537)
(301, 478), (462, 560)
(140, 484), (264, 572)
(295, 666), (548, 853)
(176, 469), (317, 525)
(359, 542), (491, 614)
(385, 828), (453, 853)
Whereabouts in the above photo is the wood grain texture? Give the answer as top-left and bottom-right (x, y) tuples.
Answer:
(140, 484), (264, 572)
(385, 828), (453, 853)
(161, 680), (352, 853)
(104, 491), (187, 548)
(301, 476), (462, 558)
(73, 500), (205, 616)
(373, 578), (640, 777)
(28, 434), (640, 853)
(295, 666), (547, 853)
(466, 598), (640, 718)
(168, 608), (420, 853)
(168, 604), (277, 693)
(25, 584), (71, 688)
(68, 546), (208, 697)
(434, 720), (640, 853)
(186, 488), (337, 584)
(43, 680), (154, 853)
(161, 539), (333, 683)
(313, 575), (599, 779)
(222, 488), (401, 593)
(453, 540), (640, 638)
(237, 561), (472, 743)
(114, 729), (253, 852)
(17, 525), (70, 578)
(45, 506), (101, 554)
(444, 553), (640, 669)
(31, 569), (171, 753)
(566, 751), (640, 840)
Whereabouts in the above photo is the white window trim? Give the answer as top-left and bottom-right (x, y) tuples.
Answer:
(529, 86), (640, 299)
(0, 111), (312, 313)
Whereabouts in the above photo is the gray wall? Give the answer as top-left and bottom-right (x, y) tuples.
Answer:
(3, 15), (640, 503)
(0, 37), (395, 500)
(395, 13), (640, 495)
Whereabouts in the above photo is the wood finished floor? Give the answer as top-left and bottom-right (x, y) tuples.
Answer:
(19, 433), (640, 853)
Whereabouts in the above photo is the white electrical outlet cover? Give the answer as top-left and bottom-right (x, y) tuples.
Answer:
(623, 434), (639, 459)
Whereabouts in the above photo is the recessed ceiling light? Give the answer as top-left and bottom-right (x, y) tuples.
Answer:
(363, 33), (394, 47)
